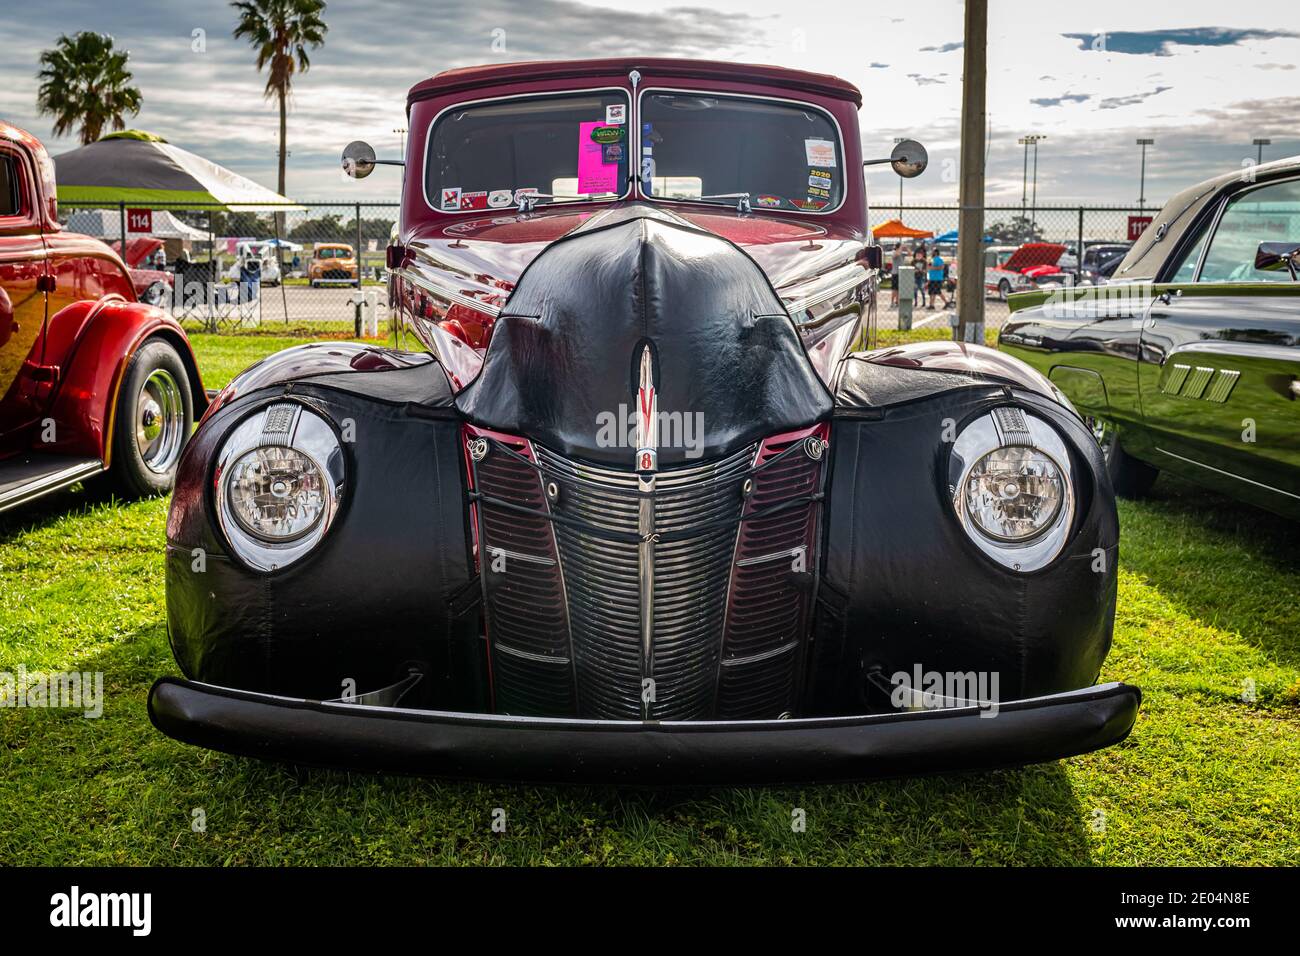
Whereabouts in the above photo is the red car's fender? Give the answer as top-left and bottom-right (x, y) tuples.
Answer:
(41, 295), (206, 464)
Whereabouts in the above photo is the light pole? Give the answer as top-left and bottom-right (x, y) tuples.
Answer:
(393, 127), (407, 157)
(1018, 135), (1045, 231)
(893, 136), (906, 211)
(1136, 138), (1154, 212)
(1254, 137), (1271, 165)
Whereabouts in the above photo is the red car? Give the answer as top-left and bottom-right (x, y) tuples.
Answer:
(151, 60), (1136, 783)
(109, 236), (176, 306)
(0, 122), (204, 512)
(983, 242), (1070, 300)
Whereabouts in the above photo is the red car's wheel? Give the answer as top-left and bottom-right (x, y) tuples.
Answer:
(110, 338), (194, 498)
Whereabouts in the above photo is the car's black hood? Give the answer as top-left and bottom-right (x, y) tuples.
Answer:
(455, 206), (833, 466)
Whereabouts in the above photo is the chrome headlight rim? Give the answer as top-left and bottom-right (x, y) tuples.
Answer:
(948, 407), (1076, 573)
(214, 401), (346, 572)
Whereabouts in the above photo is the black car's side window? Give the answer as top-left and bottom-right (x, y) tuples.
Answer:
(1197, 178), (1300, 283)
(1167, 225), (1211, 284)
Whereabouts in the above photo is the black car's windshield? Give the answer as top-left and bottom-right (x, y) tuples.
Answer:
(425, 91), (632, 213)
(639, 92), (843, 212)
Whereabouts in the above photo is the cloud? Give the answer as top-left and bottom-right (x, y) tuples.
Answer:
(1256, 63), (1296, 70)
(869, 62), (889, 68)
(919, 41), (963, 53)
(1063, 27), (1300, 56)
(1031, 93), (1092, 107)
(1099, 86), (1173, 109)
(907, 73), (947, 86)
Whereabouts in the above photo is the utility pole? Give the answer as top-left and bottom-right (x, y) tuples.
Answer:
(956, 0), (987, 344)
(1136, 138), (1154, 212)
(1254, 137), (1271, 165)
(393, 127), (407, 157)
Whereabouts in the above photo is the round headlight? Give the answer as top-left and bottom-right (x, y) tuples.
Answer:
(962, 445), (1064, 542)
(225, 445), (327, 541)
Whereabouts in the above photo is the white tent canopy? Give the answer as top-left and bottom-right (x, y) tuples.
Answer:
(64, 208), (209, 241)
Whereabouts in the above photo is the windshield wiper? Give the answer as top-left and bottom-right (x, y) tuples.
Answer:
(517, 192), (617, 213)
(699, 192), (751, 213)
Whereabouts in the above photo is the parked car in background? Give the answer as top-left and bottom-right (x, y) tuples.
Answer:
(1073, 242), (1133, 284)
(224, 241), (282, 286)
(152, 58), (1138, 783)
(999, 155), (1300, 518)
(110, 236), (175, 305)
(308, 242), (358, 286)
(0, 122), (204, 511)
(984, 242), (1069, 299)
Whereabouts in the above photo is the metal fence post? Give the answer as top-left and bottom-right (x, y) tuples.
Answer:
(1077, 207), (1085, 283)
(119, 200), (126, 254)
(355, 202), (363, 289)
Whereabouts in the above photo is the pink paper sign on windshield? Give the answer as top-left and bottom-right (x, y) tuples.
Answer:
(578, 121), (619, 195)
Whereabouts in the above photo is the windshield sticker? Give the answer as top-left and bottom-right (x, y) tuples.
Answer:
(487, 189), (513, 209)
(805, 138), (837, 168)
(440, 187), (461, 211)
(590, 126), (624, 145)
(808, 187), (830, 199)
(606, 103), (626, 125)
(514, 187), (539, 204)
(459, 190), (488, 211)
(578, 121), (620, 194)
(756, 195), (782, 207)
(791, 198), (829, 211)
(809, 170), (832, 187)
(602, 143), (624, 164)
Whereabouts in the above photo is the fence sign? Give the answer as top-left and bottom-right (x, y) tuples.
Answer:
(1127, 215), (1153, 241)
(127, 208), (153, 233)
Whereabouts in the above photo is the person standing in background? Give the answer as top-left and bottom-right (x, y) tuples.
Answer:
(890, 243), (905, 307)
(912, 243), (927, 307)
(928, 251), (951, 311)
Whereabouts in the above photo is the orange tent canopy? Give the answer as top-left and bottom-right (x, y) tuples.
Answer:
(872, 219), (935, 239)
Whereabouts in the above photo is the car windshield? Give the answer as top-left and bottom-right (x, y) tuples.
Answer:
(639, 92), (843, 212)
(318, 248), (349, 258)
(425, 90), (632, 212)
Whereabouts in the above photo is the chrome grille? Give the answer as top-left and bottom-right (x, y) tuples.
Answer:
(536, 445), (753, 719)
(470, 433), (575, 716)
(719, 427), (827, 717)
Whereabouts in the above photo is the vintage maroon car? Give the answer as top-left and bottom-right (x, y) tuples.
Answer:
(0, 122), (203, 511)
(152, 59), (1138, 784)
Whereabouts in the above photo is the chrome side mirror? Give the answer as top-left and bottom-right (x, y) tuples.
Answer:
(863, 140), (928, 179)
(342, 141), (377, 179)
(341, 140), (405, 179)
(890, 139), (928, 178)
(1255, 241), (1300, 279)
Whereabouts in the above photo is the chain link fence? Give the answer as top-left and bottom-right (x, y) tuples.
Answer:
(58, 201), (398, 337)
(869, 203), (1154, 330)
(57, 200), (1156, 338)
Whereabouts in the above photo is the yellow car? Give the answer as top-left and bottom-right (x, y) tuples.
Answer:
(308, 243), (358, 286)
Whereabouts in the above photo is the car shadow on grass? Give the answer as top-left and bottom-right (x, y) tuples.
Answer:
(1118, 473), (1300, 666)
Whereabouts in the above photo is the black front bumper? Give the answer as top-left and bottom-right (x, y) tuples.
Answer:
(148, 678), (1140, 785)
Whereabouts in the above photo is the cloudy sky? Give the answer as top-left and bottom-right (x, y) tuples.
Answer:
(2, 0), (1298, 206)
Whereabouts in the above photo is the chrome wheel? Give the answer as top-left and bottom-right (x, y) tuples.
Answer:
(1086, 416), (1117, 464)
(136, 369), (185, 474)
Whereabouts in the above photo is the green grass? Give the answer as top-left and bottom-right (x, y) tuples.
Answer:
(0, 333), (1296, 865)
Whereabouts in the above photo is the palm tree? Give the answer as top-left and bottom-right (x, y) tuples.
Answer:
(35, 33), (143, 145)
(231, 0), (328, 199)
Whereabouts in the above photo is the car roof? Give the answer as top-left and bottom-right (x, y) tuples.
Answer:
(1115, 153), (1300, 280)
(407, 57), (862, 107)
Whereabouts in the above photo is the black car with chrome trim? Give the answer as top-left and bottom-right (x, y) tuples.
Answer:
(149, 58), (1138, 784)
(1000, 156), (1300, 518)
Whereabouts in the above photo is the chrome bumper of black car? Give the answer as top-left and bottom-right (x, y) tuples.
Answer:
(148, 677), (1140, 785)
